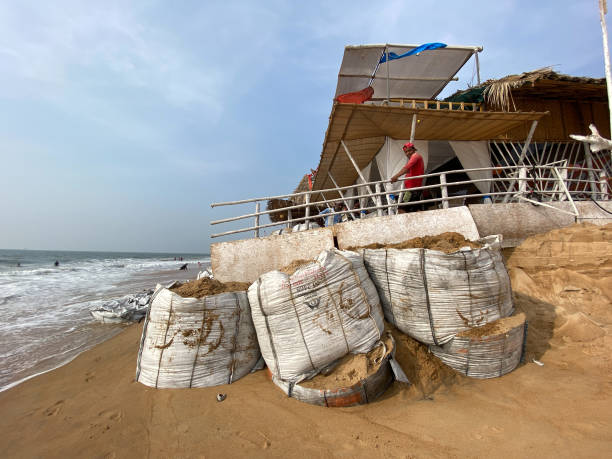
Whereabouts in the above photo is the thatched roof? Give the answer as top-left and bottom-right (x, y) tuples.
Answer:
(292, 174), (310, 204)
(311, 103), (546, 192)
(448, 68), (607, 111)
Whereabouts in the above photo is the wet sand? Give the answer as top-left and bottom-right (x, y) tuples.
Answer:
(0, 225), (610, 458)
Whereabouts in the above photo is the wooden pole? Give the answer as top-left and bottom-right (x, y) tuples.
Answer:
(327, 172), (356, 220)
(386, 45), (390, 103)
(409, 114), (417, 143)
(503, 120), (538, 203)
(600, 0), (612, 136)
(341, 140), (381, 213)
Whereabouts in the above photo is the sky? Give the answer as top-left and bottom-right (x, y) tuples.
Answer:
(0, 0), (607, 253)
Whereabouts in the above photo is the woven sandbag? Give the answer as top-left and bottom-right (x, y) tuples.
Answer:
(270, 336), (397, 407)
(430, 313), (527, 379)
(363, 235), (513, 346)
(136, 287), (260, 389)
(248, 249), (384, 383)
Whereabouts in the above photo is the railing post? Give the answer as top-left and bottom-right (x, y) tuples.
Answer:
(375, 183), (383, 216)
(583, 142), (598, 197)
(286, 208), (292, 229)
(601, 171), (609, 200)
(440, 173), (449, 209)
(518, 167), (527, 194)
(254, 202), (260, 238)
(305, 192), (311, 227)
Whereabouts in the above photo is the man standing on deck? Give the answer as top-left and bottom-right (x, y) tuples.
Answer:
(390, 142), (424, 213)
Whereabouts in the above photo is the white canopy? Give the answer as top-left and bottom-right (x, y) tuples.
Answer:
(449, 141), (492, 193)
(334, 43), (481, 100)
(360, 139), (491, 194)
(374, 139), (428, 193)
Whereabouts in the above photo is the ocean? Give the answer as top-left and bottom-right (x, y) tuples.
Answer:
(0, 249), (209, 391)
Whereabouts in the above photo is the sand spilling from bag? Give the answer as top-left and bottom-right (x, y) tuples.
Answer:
(386, 322), (461, 397)
(348, 232), (481, 253)
(456, 312), (526, 339)
(278, 259), (315, 275)
(169, 278), (250, 298)
(300, 334), (393, 390)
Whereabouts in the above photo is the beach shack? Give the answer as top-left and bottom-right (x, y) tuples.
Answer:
(209, 43), (612, 282)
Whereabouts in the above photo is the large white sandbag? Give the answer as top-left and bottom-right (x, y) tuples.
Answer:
(248, 249), (384, 383)
(430, 313), (527, 379)
(136, 287), (260, 388)
(363, 235), (513, 346)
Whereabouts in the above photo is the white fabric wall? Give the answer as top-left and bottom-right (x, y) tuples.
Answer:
(374, 138), (428, 193)
(449, 141), (491, 193)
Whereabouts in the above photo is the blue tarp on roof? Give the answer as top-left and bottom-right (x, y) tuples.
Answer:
(379, 42), (447, 63)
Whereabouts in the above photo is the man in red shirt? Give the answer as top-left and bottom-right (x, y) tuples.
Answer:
(390, 142), (424, 213)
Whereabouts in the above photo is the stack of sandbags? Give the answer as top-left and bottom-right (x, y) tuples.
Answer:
(136, 281), (260, 388)
(361, 234), (525, 378)
(248, 249), (385, 385)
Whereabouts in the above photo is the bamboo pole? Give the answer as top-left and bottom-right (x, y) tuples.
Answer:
(328, 172), (356, 220)
(340, 139), (380, 211)
(409, 114), (417, 143)
(503, 120), (539, 203)
(475, 50), (481, 85)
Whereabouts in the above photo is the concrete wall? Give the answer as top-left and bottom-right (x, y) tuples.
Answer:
(468, 202), (576, 247)
(211, 227), (334, 283)
(335, 206), (480, 250)
(211, 201), (612, 283)
(575, 201), (612, 225)
(468, 201), (612, 247)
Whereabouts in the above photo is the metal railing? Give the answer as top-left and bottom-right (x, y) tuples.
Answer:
(210, 165), (610, 239)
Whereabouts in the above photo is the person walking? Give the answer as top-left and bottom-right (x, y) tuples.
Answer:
(390, 142), (424, 213)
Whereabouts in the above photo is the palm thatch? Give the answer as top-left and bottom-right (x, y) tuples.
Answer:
(449, 68), (606, 111)
(483, 67), (556, 111)
(266, 198), (307, 223)
(292, 174), (311, 204)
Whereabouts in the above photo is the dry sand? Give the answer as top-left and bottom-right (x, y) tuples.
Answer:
(1, 223), (611, 458)
(169, 278), (251, 298)
(348, 232), (482, 253)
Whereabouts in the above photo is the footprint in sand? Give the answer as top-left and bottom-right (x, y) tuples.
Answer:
(43, 400), (64, 416)
(237, 430), (271, 449)
(470, 425), (504, 440)
(98, 409), (123, 422)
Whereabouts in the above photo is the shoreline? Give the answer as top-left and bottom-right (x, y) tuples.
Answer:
(0, 265), (200, 392)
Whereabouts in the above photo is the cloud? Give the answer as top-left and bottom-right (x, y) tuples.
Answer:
(0, 2), (226, 113)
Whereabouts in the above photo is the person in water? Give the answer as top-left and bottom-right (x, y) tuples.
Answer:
(54, 260), (59, 267)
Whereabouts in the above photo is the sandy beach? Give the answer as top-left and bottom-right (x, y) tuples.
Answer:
(1, 224), (610, 458)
